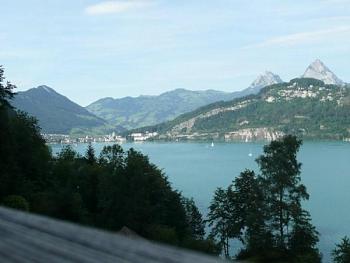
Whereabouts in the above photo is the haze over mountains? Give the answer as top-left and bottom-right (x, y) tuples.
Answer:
(12, 60), (347, 135)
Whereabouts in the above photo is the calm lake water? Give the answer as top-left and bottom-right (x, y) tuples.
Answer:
(50, 141), (350, 262)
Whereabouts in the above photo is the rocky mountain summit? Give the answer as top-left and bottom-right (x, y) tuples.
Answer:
(302, 59), (344, 85)
(244, 71), (283, 94)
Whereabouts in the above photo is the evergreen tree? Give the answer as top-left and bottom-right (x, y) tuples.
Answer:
(289, 210), (321, 262)
(85, 143), (97, 165)
(333, 237), (350, 263)
(0, 65), (16, 107)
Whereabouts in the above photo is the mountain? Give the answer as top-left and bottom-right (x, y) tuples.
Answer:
(241, 71), (283, 95)
(11, 72), (280, 134)
(12, 85), (109, 134)
(86, 89), (239, 130)
(87, 73), (282, 130)
(302, 59), (344, 85)
(132, 78), (350, 141)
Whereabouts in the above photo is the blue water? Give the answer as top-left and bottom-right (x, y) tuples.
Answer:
(50, 141), (350, 262)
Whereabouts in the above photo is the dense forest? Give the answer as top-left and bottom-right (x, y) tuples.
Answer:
(1, 66), (349, 262)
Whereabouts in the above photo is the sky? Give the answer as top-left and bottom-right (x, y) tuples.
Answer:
(0, 0), (349, 106)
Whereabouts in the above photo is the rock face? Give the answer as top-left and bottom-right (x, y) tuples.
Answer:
(244, 71), (283, 94)
(224, 128), (284, 141)
(170, 100), (253, 134)
(302, 59), (344, 85)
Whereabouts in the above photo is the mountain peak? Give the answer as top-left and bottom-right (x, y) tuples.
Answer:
(246, 71), (283, 94)
(302, 59), (343, 85)
(35, 85), (57, 94)
(13, 85), (106, 134)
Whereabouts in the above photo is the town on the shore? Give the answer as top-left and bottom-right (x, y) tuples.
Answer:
(43, 131), (159, 144)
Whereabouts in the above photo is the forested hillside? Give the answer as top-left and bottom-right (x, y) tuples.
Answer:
(133, 78), (350, 141)
(12, 85), (112, 134)
(86, 88), (238, 130)
(87, 71), (282, 130)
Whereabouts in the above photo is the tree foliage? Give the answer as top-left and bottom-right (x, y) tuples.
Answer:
(256, 135), (306, 248)
(182, 197), (205, 240)
(0, 67), (218, 255)
(0, 66), (16, 108)
(333, 237), (350, 263)
(207, 135), (321, 262)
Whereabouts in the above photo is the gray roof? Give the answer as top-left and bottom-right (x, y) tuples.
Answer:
(0, 207), (226, 263)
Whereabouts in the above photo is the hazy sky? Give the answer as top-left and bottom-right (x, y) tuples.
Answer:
(1, 0), (349, 106)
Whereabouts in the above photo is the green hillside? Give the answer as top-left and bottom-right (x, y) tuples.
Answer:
(131, 78), (350, 141)
(86, 88), (241, 130)
(12, 85), (112, 134)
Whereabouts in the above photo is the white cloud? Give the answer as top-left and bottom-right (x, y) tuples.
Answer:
(85, 0), (151, 15)
(243, 26), (350, 49)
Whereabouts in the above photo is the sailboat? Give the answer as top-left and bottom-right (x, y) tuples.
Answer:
(211, 142), (214, 147)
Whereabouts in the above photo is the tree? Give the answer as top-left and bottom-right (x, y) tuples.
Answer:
(99, 144), (124, 171)
(207, 187), (242, 258)
(207, 188), (231, 258)
(0, 66), (217, 255)
(256, 135), (308, 249)
(233, 170), (272, 254)
(209, 136), (320, 262)
(50, 146), (87, 222)
(333, 237), (350, 263)
(85, 143), (97, 165)
(0, 67), (51, 203)
(182, 197), (205, 240)
(288, 210), (321, 262)
(0, 65), (16, 108)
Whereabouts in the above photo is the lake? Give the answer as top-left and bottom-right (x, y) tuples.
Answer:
(50, 141), (350, 262)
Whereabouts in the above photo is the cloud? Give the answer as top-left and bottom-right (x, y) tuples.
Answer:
(243, 26), (350, 49)
(85, 0), (151, 15)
